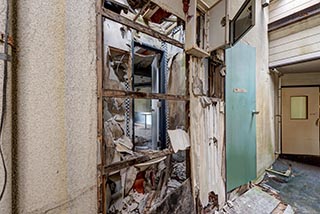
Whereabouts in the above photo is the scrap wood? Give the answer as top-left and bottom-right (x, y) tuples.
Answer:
(105, 149), (172, 174)
(272, 202), (288, 214)
(266, 165), (292, 177)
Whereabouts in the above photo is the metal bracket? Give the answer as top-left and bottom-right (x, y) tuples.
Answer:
(0, 53), (12, 61)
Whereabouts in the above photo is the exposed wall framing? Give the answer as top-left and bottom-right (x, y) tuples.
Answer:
(96, 1), (190, 213)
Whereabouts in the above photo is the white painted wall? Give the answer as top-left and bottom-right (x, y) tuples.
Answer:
(269, 0), (320, 23)
(269, 14), (320, 67)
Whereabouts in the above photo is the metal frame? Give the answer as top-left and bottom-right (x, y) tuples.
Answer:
(230, 0), (256, 46)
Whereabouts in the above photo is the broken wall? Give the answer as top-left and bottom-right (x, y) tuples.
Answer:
(189, 57), (226, 209)
(102, 14), (190, 212)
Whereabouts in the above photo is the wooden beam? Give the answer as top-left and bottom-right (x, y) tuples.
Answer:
(98, 8), (184, 49)
(104, 149), (173, 174)
(103, 89), (189, 101)
(96, 0), (106, 213)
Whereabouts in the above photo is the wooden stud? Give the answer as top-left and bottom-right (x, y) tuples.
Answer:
(98, 8), (184, 49)
(96, 0), (106, 213)
(103, 89), (189, 101)
(104, 149), (172, 174)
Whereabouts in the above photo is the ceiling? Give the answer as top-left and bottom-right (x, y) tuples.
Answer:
(276, 59), (320, 74)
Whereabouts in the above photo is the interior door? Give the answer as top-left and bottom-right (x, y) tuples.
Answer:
(226, 42), (256, 191)
(282, 87), (320, 156)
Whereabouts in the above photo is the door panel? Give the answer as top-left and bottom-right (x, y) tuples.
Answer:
(226, 42), (256, 191)
(282, 87), (320, 156)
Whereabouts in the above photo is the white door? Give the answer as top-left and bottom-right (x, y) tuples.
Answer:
(282, 87), (320, 155)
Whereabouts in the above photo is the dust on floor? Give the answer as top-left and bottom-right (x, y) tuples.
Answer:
(263, 158), (320, 214)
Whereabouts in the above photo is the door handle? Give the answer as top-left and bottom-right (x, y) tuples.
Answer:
(252, 110), (260, 115)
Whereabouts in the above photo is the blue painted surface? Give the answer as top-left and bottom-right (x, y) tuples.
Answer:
(226, 42), (257, 191)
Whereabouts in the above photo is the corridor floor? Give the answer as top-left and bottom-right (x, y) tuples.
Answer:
(265, 158), (320, 213)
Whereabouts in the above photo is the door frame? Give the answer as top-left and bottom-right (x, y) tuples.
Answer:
(131, 41), (167, 149)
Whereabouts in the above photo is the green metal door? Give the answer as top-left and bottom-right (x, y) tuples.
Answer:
(226, 42), (257, 191)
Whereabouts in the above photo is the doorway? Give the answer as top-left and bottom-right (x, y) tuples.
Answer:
(282, 87), (320, 156)
(132, 42), (166, 150)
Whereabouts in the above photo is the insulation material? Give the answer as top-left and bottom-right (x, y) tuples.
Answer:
(189, 57), (226, 208)
(168, 129), (190, 153)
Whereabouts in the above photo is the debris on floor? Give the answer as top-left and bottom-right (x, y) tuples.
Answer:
(107, 155), (189, 213)
(221, 186), (281, 214)
(262, 158), (320, 213)
(266, 164), (292, 178)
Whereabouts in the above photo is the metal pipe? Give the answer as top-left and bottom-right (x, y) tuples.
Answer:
(0, 0), (10, 202)
(278, 76), (282, 154)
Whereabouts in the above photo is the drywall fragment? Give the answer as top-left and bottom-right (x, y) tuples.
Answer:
(135, 156), (167, 171)
(171, 162), (186, 182)
(114, 142), (133, 155)
(114, 114), (125, 122)
(192, 75), (204, 96)
(105, 117), (124, 140)
(149, 179), (194, 214)
(200, 96), (212, 108)
(122, 166), (139, 196)
(115, 135), (133, 149)
(168, 129), (190, 153)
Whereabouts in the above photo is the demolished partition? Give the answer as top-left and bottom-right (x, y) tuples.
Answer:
(97, 1), (229, 213)
(97, 2), (192, 212)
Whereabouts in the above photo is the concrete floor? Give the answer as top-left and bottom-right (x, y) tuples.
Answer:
(265, 158), (320, 214)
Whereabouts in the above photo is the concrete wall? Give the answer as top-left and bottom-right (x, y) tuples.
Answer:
(11, 0), (97, 213)
(230, 0), (276, 176)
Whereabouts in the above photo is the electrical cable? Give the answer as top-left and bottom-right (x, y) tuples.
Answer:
(0, 0), (10, 202)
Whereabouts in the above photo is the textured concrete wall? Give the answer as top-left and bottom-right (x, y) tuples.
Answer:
(230, 0), (276, 176)
(0, 0), (12, 213)
(64, 0), (97, 213)
(12, 0), (97, 213)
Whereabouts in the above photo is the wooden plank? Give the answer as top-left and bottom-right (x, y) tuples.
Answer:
(103, 89), (189, 101)
(96, 0), (106, 213)
(99, 8), (184, 49)
(104, 149), (173, 174)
